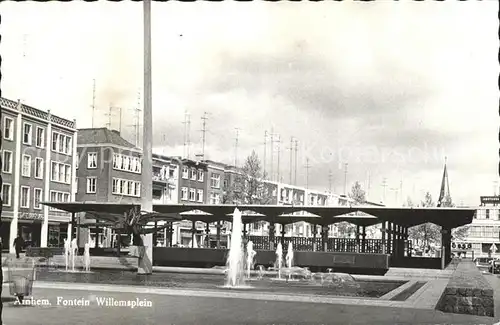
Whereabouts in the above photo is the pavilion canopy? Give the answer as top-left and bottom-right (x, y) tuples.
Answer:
(41, 202), (475, 229)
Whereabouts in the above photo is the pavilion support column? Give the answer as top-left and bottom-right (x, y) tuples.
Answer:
(95, 224), (100, 248)
(441, 228), (450, 269)
(116, 229), (121, 257)
(322, 225), (328, 252)
(168, 222), (174, 247)
(387, 222), (393, 256)
(281, 224), (285, 244)
(205, 222), (210, 248)
(405, 227), (410, 257)
(153, 221), (158, 247)
(381, 221), (387, 254)
(356, 225), (361, 253)
(191, 220), (196, 248)
(269, 221), (275, 251)
(312, 224), (317, 252)
(216, 221), (221, 249)
(362, 226), (366, 253)
(393, 224), (398, 258)
(243, 223), (248, 239)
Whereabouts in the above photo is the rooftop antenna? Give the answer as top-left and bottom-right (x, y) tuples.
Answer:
(270, 127), (274, 181)
(294, 139), (298, 185)
(381, 178), (388, 203)
(200, 111), (209, 160)
(91, 79), (96, 128)
(263, 130), (268, 179)
(304, 158), (311, 189)
(134, 89), (142, 147)
(276, 134), (282, 183)
(105, 103), (113, 129)
(288, 136), (294, 184)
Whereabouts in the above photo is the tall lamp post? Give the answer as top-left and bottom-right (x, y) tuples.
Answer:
(138, 0), (154, 275)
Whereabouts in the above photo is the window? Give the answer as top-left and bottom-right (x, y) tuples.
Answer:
(486, 209), (490, 219)
(22, 155), (32, 177)
(2, 151), (12, 173)
(189, 188), (196, 201)
(33, 188), (43, 209)
(198, 170), (204, 182)
(210, 192), (220, 205)
(3, 117), (13, 141)
(20, 186), (30, 208)
(49, 190), (70, 211)
(86, 177), (97, 193)
(181, 187), (188, 200)
(111, 178), (141, 197)
(197, 189), (204, 202)
(87, 152), (97, 169)
(210, 173), (221, 188)
(190, 168), (197, 180)
(223, 179), (228, 189)
(112, 154), (140, 173)
(65, 165), (71, 183)
(51, 131), (72, 154)
(35, 127), (45, 148)
(23, 123), (32, 145)
(51, 161), (71, 183)
(34, 157), (44, 179)
(182, 167), (189, 179)
(2, 184), (11, 206)
(127, 181), (134, 195)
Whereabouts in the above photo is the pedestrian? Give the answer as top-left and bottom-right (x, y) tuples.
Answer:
(13, 234), (24, 259)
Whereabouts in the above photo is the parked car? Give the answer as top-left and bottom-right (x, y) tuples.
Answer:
(488, 259), (500, 273)
(474, 257), (493, 268)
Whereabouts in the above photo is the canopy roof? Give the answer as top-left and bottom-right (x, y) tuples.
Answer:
(41, 202), (475, 229)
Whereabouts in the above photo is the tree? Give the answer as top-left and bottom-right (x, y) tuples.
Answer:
(348, 181), (366, 204)
(224, 150), (273, 205)
(407, 192), (442, 249)
(441, 194), (472, 241)
(337, 182), (365, 238)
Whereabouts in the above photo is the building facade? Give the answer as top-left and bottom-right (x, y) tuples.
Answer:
(1, 97), (77, 252)
(76, 128), (143, 247)
(460, 195), (500, 259)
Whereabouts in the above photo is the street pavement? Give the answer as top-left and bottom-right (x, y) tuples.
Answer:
(1, 286), (497, 325)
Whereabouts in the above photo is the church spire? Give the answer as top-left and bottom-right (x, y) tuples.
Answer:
(437, 157), (451, 207)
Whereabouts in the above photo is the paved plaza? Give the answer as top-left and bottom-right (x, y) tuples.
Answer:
(1, 281), (497, 325)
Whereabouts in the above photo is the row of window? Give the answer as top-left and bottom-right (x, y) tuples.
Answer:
(1, 184), (70, 210)
(112, 154), (141, 173)
(180, 187), (204, 202)
(3, 117), (72, 155)
(182, 167), (204, 182)
(111, 178), (141, 197)
(2, 151), (72, 184)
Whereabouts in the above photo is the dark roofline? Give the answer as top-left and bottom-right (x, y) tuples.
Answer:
(1, 97), (76, 129)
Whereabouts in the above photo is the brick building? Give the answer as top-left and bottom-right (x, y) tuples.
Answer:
(1, 97), (77, 252)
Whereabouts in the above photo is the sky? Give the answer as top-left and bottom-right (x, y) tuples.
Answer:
(1, 1), (498, 206)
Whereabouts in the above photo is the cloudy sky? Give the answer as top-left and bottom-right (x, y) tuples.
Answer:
(1, 1), (498, 206)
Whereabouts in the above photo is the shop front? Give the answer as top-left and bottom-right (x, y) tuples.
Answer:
(1, 210), (71, 251)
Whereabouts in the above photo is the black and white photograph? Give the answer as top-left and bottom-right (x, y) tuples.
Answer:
(0, 1), (498, 324)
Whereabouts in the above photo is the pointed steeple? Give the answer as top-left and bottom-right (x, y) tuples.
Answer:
(437, 157), (451, 207)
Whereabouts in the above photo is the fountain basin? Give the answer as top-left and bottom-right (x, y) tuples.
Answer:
(33, 268), (406, 299)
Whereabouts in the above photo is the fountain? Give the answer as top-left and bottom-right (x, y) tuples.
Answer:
(63, 239), (70, 271)
(275, 242), (283, 279)
(225, 208), (245, 287)
(246, 240), (256, 279)
(285, 242), (294, 280)
(83, 241), (91, 272)
(71, 238), (78, 272)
